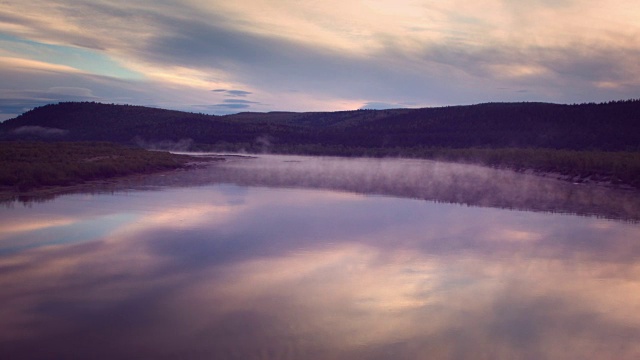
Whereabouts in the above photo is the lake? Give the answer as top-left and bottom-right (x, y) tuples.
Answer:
(1, 154), (640, 359)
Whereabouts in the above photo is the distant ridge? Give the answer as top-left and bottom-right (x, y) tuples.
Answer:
(1, 100), (639, 152)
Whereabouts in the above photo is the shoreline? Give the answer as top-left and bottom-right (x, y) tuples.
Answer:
(2, 153), (638, 205)
(0, 158), (221, 203)
(0, 142), (225, 202)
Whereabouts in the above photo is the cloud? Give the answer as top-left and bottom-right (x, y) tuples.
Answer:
(0, 56), (83, 74)
(137, 10), (640, 106)
(214, 103), (251, 109)
(226, 90), (252, 97)
(0, 34), (142, 80)
(212, 89), (252, 97)
(223, 99), (259, 104)
(140, 17), (457, 103)
(191, 97), (263, 114)
(0, 0), (640, 117)
(211, 98), (262, 111)
(0, 56), (233, 119)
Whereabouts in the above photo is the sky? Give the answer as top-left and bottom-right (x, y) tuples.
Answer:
(1, 0), (639, 120)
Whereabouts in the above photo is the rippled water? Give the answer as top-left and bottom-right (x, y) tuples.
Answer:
(1, 155), (640, 359)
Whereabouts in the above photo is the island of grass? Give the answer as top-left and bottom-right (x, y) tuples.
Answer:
(0, 141), (214, 192)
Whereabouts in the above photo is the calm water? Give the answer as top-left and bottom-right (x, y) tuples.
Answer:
(1, 155), (640, 359)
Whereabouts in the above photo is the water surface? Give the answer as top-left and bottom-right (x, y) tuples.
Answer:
(1, 155), (640, 359)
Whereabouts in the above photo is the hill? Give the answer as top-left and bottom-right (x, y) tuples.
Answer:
(1, 100), (639, 152)
(1, 100), (640, 188)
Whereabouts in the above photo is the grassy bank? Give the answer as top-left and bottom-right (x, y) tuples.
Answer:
(0, 142), (200, 191)
(245, 144), (640, 189)
(420, 148), (640, 188)
(2, 141), (639, 191)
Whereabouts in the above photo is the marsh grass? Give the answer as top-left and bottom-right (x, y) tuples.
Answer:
(420, 148), (640, 187)
(263, 145), (640, 188)
(0, 142), (196, 191)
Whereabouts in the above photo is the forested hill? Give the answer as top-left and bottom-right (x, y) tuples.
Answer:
(1, 100), (639, 152)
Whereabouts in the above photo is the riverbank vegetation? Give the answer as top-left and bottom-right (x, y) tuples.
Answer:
(219, 144), (640, 188)
(419, 148), (640, 188)
(0, 142), (198, 191)
(1, 101), (639, 189)
(3, 100), (639, 152)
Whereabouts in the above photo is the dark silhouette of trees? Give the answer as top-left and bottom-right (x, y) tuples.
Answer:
(1, 100), (639, 187)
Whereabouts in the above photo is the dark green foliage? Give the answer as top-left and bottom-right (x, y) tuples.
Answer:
(0, 142), (194, 190)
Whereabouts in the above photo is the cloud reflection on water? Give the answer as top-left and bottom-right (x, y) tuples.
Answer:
(1, 176), (640, 358)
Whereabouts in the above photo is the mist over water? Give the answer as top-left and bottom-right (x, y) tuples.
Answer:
(35, 154), (634, 221)
(2, 155), (640, 359)
(205, 155), (640, 220)
(6, 154), (639, 221)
